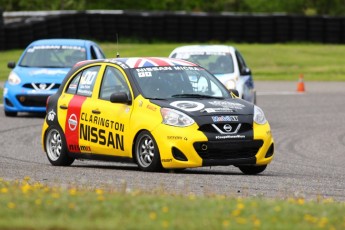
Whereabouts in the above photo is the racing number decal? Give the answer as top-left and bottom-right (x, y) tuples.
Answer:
(65, 95), (87, 153)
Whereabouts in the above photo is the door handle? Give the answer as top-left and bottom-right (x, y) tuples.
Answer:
(60, 105), (68, 109)
(92, 109), (101, 114)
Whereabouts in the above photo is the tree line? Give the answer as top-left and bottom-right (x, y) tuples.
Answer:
(1, 0), (344, 16)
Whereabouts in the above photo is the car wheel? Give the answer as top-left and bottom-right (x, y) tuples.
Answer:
(238, 165), (267, 175)
(4, 110), (17, 117)
(135, 131), (163, 172)
(45, 126), (74, 166)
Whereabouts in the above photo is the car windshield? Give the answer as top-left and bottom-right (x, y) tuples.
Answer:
(174, 53), (234, 75)
(131, 66), (230, 99)
(19, 45), (87, 68)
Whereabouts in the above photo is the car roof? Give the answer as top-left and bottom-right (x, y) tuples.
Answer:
(28, 39), (94, 47)
(110, 57), (198, 68)
(170, 45), (236, 55)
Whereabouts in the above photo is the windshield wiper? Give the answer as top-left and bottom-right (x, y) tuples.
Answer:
(172, 94), (223, 99)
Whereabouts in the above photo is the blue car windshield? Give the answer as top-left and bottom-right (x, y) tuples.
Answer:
(131, 66), (230, 99)
(19, 45), (87, 68)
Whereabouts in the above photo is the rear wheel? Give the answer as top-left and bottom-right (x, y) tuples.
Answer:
(45, 126), (74, 166)
(239, 165), (267, 175)
(134, 131), (163, 172)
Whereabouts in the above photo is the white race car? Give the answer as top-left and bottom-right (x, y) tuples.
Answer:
(169, 45), (256, 104)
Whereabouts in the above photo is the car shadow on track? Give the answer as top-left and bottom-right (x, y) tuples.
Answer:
(70, 163), (275, 177)
(1, 112), (46, 118)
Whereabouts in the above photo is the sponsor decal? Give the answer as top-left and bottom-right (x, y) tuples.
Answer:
(215, 135), (245, 139)
(173, 66), (200, 71)
(208, 101), (245, 110)
(68, 114), (78, 131)
(147, 104), (157, 111)
(27, 45), (85, 52)
(138, 72), (152, 78)
(175, 52), (228, 59)
(80, 112), (125, 151)
(69, 145), (91, 152)
(167, 136), (183, 140)
(203, 108), (234, 113)
(212, 115), (238, 122)
(30, 69), (68, 76)
(65, 95), (87, 153)
(170, 101), (205, 112)
(136, 66), (173, 72)
(47, 110), (56, 121)
(161, 159), (172, 162)
(167, 136), (188, 141)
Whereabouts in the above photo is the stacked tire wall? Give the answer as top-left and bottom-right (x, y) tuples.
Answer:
(0, 11), (345, 50)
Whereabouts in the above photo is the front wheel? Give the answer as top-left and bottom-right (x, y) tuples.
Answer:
(134, 131), (163, 172)
(45, 126), (74, 166)
(238, 165), (267, 175)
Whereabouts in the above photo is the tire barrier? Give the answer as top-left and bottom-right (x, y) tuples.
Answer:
(0, 10), (345, 50)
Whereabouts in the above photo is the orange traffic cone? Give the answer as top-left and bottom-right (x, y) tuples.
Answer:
(297, 74), (305, 92)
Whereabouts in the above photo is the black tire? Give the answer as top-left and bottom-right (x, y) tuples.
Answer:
(4, 110), (17, 117)
(44, 126), (74, 166)
(134, 131), (163, 172)
(239, 165), (267, 175)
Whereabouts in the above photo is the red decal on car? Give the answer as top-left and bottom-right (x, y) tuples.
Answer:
(65, 95), (87, 153)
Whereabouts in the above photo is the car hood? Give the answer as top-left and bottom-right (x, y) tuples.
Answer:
(151, 98), (253, 116)
(14, 66), (70, 83)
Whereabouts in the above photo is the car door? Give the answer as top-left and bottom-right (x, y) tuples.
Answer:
(59, 65), (101, 154)
(82, 64), (133, 157)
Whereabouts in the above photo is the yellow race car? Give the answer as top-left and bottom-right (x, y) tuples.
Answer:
(42, 57), (274, 174)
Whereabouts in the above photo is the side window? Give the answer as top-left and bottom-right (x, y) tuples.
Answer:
(66, 72), (82, 94)
(90, 46), (97, 59)
(91, 45), (106, 59)
(235, 50), (247, 75)
(76, 66), (100, 97)
(99, 66), (130, 101)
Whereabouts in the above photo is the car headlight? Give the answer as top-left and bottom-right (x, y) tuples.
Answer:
(8, 71), (21, 85)
(253, 105), (267, 125)
(225, 79), (236, 90)
(161, 108), (195, 127)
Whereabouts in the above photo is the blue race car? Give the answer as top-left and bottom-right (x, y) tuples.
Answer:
(3, 39), (105, 117)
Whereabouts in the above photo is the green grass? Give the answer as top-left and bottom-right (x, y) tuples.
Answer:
(1, 178), (344, 229)
(1, 43), (345, 82)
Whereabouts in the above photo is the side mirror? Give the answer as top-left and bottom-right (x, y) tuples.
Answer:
(7, 62), (16, 69)
(229, 89), (239, 98)
(242, 67), (251, 75)
(110, 92), (132, 105)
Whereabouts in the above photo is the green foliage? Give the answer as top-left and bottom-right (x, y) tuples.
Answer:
(0, 0), (344, 16)
(0, 178), (345, 229)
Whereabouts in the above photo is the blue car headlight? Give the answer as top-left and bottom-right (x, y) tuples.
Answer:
(254, 105), (267, 125)
(161, 108), (195, 127)
(8, 71), (21, 85)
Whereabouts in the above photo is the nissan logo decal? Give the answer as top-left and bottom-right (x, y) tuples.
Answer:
(223, 124), (232, 132)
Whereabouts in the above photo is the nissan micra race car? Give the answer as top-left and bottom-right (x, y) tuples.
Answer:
(42, 57), (274, 174)
(3, 39), (105, 117)
(169, 45), (256, 104)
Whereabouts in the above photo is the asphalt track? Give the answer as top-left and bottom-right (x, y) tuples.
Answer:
(1, 81), (345, 201)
